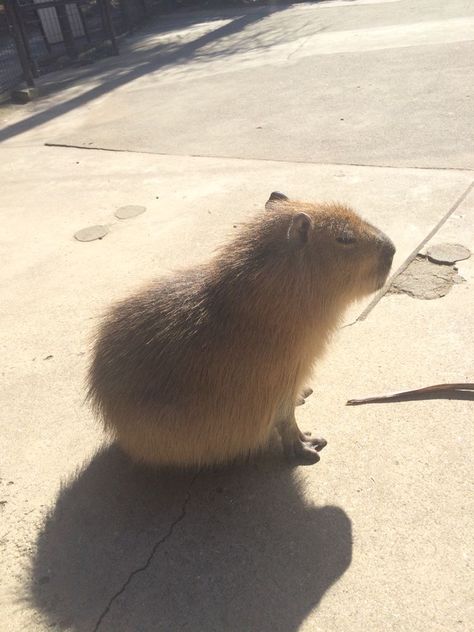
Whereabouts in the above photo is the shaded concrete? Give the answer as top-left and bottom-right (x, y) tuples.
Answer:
(36, 0), (474, 169)
(1, 0), (474, 169)
(28, 450), (352, 632)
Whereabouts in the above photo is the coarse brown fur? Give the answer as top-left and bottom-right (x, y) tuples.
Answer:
(87, 193), (395, 467)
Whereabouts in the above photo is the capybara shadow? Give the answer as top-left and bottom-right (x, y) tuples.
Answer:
(28, 445), (352, 631)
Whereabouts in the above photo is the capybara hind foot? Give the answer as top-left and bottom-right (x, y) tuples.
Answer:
(277, 415), (326, 465)
(284, 437), (321, 464)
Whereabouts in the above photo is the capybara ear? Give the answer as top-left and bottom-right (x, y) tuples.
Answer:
(265, 191), (289, 211)
(287, 213), (312, 245)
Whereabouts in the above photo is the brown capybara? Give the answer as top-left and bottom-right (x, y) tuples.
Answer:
(88, 192), (395, 467)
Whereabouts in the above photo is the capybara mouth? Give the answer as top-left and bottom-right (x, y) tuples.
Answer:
(375, 236), (395, 290)
(375, 274), (389, 291)
(375, 258), (394, 290)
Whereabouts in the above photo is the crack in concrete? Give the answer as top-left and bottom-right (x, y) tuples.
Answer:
(286, 23), (323, 61)
(93, 472), (199, 632)
(43, 142), (474, 173)
(287, 36), (310, 60)
(388, 254), (465, 299)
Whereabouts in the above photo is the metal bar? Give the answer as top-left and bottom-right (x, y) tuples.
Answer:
(77, 5), (91, 43)
(119, 0), (132, 34)
(101, 0), (119, 55)
(4, 0), (36, 86)
(55, 4), (78, 59)
(16, 0), (90, 13)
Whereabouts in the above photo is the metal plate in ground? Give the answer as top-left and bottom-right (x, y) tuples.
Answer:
(115, 205), (146, 219)
(426, 243), (471, 265)
(74, 225), (109, 242)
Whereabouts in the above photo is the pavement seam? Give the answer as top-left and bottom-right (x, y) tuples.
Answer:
(353, 179), (474, 323)
(43, 143), (474, 173)
(286, 22), (318, 60)
(92, 472), (199, 632)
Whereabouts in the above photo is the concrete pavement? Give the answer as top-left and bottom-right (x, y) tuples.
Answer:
(1, 1), (473, 631)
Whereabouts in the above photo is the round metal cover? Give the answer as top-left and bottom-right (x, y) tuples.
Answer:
(74, 225), (108, 242)
(426, 243), (471, 265)
(115, 205), (146, 219)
